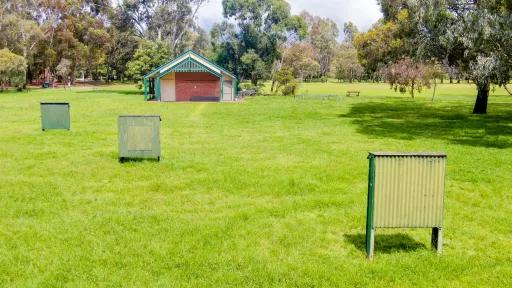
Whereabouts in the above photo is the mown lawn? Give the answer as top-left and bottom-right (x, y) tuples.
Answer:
(0, 83), (511, 287)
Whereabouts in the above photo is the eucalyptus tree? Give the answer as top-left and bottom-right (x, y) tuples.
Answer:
(332, 43), (364, 83)
(447, 0), (512, 113)
(365, 0), (512, 113)
(301, 11), (339, 76)
(342, 22), (359, 44)
(409, 0), (512, 113)
(215, 0), (306, 85)
(120, 0), (207, 55)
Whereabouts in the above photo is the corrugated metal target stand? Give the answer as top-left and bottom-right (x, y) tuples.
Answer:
(366, 152), (447, 259)
(118, 115), (161, 162)
(40, 102), (70, 130)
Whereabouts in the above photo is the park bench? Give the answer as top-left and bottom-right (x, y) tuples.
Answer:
(346, 91), (360, 97)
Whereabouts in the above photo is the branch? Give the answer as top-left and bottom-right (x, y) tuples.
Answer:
(173, 0), (206, 49)
(504, 84), (512, 96)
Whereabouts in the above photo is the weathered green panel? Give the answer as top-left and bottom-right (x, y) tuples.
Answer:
(370, 152), (446, 228)
(41, 102), (70, 130)
(365, 152), (447, 259)
(118, 115), (161, 161)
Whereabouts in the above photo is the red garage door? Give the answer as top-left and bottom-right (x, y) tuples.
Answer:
(175, 72), (220, 101)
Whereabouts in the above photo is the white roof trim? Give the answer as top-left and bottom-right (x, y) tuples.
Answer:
(157, 51), (221, 76)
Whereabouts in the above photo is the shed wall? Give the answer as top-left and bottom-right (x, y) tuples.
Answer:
(160, 72), (176, 102)
(175, 72), (220, 101)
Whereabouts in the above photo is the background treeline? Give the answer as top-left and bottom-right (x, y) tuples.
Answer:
(1, 0), (511, 114)
(0, 0), (363, 88)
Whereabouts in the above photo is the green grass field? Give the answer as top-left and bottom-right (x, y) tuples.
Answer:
(0, 82), (511, 287)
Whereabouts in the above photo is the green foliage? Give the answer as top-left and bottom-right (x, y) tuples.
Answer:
(125, 41), (172, 82)
(0, 0), (209, 84)
(363, 0), (512, 113)
(281, 80), (299, 96)
(282, 43), (320, 81)
(354, 21), (402, 76)
(213, 0), (306, 84)
(272, 68), (294, 93)
(240, 49), (269, 86)
(332, 44), (364, 82)
(120, 0), (208, 55)
(0, 48), (27, 91)
(302, 12), (339, 76)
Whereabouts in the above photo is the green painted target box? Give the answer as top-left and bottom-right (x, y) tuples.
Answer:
(41, 102), (70, 130)
(118, 115), (161, 161)
(365, 152), (447, 259)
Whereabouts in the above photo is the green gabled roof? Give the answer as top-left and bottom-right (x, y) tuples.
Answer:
(144, 49), (236, 79)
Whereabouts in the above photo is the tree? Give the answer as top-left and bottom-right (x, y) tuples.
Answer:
(301, 11), (339, 76)
(120, 0), (207, 55)
(215, 0), (306, 85)
(354, 21), (402, 78)
(105, 6), (140, 82)
(240, 49), (268, 86)
(281, 42), (319, 81)
(378, 0), (409, 21)
(332, 44), (364, 82)
(450, 1), (512, 114)
(55, 58), (72, 86)
(343, 22), (359, 44)
(272, 67), (298, 95)
(297, 58), (320, 82)
(125, 40), (172, 82)
(379, 58), (435, 98)
(0, 48), (27, 91)
(383, 0), (512, 113)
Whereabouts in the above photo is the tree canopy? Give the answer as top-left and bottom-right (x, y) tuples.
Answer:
(0, 48), (27, 91)
(356, 0), (512, 114)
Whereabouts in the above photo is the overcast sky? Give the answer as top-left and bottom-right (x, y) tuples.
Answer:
(196, 0), (383, 40)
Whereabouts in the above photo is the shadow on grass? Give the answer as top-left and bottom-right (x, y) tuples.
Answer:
(344, 233), (426, 254)
(119, 157), (160, 163)
(342, 101), (512, 148)
(76, 89), (142, 96)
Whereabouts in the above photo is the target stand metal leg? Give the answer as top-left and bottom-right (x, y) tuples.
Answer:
(431, 227), (443, 255)
(366, 227), (375, 260)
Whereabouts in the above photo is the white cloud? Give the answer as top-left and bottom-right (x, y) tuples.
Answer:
(196, 0), (382, 39)
(196, 1), (225, 31)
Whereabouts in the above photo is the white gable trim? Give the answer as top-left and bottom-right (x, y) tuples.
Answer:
(157, 52), (221, 76)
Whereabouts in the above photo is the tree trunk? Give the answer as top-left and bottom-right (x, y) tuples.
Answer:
(473, 82), (489, 114)
(431, 78), (437, 102)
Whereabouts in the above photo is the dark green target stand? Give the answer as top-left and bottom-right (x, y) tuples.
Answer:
(40, 102), (70, 131)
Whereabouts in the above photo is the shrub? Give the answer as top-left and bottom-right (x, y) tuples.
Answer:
(281, 80), (299, 96)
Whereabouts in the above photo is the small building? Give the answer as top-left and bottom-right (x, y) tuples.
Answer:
(143, 50), (237, 102)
